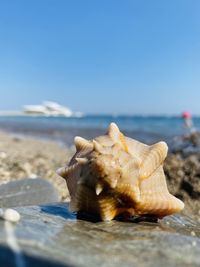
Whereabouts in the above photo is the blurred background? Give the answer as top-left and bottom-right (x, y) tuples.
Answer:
(0, 0), (200, 143)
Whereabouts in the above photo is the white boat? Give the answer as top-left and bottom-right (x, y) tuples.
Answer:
(43, 101), (73, 117)
(23, 105), (48, 115)
(23, 101), (77, 117)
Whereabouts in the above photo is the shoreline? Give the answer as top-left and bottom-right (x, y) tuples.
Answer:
(0, 123), (171, 148)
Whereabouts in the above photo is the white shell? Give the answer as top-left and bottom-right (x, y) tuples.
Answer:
(3, 209), (21, 223)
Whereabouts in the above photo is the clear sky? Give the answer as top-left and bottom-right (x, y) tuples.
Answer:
(0, 0), (200, 115)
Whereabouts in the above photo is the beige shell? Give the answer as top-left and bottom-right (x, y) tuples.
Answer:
(57, 123), (184, 221)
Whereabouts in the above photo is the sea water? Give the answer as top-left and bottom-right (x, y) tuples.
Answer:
(0, 115), (199, 145)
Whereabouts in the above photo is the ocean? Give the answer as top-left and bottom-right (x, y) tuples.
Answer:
(0, 115), (198, 147)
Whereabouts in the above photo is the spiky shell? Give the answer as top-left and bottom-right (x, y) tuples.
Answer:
(57, 123), (184, 221)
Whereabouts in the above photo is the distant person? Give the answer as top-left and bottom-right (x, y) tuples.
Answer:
(182, 111), (196, 134)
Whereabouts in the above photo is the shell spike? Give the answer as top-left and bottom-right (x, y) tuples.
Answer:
(109, 178), (117, 189)
(74, 136), (93, 151)
(107, 122), (121, 141)
(56, 164), (77, 179)
(56, 166), (69, 178)
(75, 157), (88, 164)
(93, 140), (103, 153)
(153, 141), (168, 160)
(140, 141), (168, 179)
(101, 211), (116, 222)
(107, 123), (128, 152)
(99, 198), (117, 221)
(95, 183), (104, 195)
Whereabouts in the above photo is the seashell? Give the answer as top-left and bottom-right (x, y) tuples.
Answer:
(2, 208), (21, 223)
(57, 123), (184, 221)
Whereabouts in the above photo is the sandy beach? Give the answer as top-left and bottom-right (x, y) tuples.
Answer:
(0, 131), (73, 201)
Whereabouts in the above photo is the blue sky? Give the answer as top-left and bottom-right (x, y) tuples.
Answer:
(0, 0), (200, 115)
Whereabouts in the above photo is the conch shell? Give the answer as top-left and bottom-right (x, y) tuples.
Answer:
(57, 123), (184, 221)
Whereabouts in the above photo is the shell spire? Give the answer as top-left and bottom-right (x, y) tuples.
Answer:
(57, 122), (184, 221)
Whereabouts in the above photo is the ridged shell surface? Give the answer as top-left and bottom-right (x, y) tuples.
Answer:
(57, 123), (184, 221)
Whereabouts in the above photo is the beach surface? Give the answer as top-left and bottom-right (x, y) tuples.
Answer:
(0, 131), (73, 201)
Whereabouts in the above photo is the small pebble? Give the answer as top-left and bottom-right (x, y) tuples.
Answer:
(0, 151), (7, 159)
(192, 241), (197, 247)
(29, 174), (38, 179)
(191, 231), (196, 236)
(3, 209), (21, 223)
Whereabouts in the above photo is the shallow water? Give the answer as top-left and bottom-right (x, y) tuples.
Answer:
(0, 115), (199, 146)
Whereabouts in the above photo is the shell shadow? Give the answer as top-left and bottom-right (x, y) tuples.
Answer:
(39, 202), (77, 220)
(39, 202), (159, 223)
(77, 211), (159, 223)
(0, 244), (74, 267)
